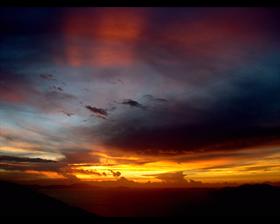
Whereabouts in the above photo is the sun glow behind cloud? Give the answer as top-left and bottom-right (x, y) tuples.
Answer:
(60, 146), (280, 184)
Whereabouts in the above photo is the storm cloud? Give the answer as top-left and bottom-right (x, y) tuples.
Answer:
(96, 69), (280, 154)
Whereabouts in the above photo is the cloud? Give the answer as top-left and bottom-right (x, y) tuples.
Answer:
(49, 85), (63, 92)
(116, 176), (135, 184)
(85, 105), (108, 119)
(155, 171), (188, 183)
(61, 111), (74, 117)
(95, 69), (280, 155)
(151, 171), (203, 187)
(142, 95), (168, 103)
(0, 157), (64, 174)
(241, 165), (280, 172)
(0, 149), (100, 182)
(0, 69), (77, 114)
(40, 74), (56, 81)
(1, 8), (280, 184)
(62, 149), (100, 164)
(75, 169), (106, 176)
(120, 99), (146, 109)
(0, 156), (56, 163)
(109, 170), (121, 177)
(58, 168), (80, 182)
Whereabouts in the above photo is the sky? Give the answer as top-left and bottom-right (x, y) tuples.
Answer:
(0, 7), (280, 186)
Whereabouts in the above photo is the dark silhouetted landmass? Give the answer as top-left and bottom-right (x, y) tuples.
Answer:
(210, 184), (280, 215)
(0, 181), (94, 216)
(40, 184), (280, 217)
(1, 181), (280, 217)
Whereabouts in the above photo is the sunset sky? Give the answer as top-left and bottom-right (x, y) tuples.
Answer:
(0, 7), (280, 186)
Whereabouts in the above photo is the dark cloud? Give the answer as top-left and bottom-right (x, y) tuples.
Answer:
(59, 168), (80, 182)
(61, 111), (74, 117)
(85, 105), (108, 119)
(49, 85), (63, 92)
(0, 150), (100, 182)
(62, 150), (100, 164)
(0, 157), (65, 175)
(109, 170), (121, 177)
(0, 163), (57, 173)
(57, 87), (63, 92)
(0, 156), (56, 163)
(116, 176), (134, 184)
(174, 146), (280, 165)
(120, 99), (146, 110)
(96, 71), (280, 154)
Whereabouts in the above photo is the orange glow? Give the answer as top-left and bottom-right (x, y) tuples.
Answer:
(24, 170), (65, 179)
(1, 142), (279, 185)
(70, 158), (229, 183)
(61, 147), (280, 184)
(95, 9), (144, 42)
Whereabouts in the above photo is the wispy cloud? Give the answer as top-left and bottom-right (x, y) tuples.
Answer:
(85, 105), (108, 119)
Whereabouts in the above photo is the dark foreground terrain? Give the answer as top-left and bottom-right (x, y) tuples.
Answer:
(0, 181), (93, 216)
(1, 181), (280, 216)
(40, 184), (280, 216)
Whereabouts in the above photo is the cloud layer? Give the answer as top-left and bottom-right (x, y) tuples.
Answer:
(0, 8), (280, 184)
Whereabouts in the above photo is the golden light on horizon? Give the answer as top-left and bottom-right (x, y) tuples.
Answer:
(66, 149), (280, 184)
(1, 142), (279, 185)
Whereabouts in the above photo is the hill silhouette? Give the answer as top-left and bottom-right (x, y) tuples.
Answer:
(0, 181), (94, 216)
(175, 184), (280, 216)
(40, 183), (280, 216)
(1, 181), (279, 216)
